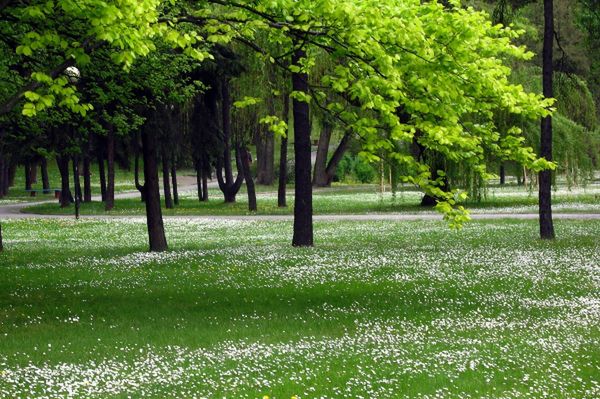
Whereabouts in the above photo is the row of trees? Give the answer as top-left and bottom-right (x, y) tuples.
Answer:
(0, 0), (596, 252)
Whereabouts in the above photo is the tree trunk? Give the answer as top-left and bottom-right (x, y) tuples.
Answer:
(30, 160), (38, 184)
(278, 94), (290, 208)
(500, 164), (506, 185)
(201, 157), (209, 201)
(322, 133), (351, 187)
(72, 157), (81, 218)
(0, 155), (5, 198)
(56, 156), (72, 207)
(171, 163), (179, 206)
(142, 122), (168, 252)
(240, 145), (257, 212)
(83, 157), (92, 202)
(162, 152), (173, 209)
(134, 136), (145, 202)
(0, 222), (3, 252)
(97, 151), (106, 202)
(8, 162), (16, 187)
(41, 157), (50, 194)
(72, 157), (82, 203)
(313, 121), (333, 186)
(291, 48), (313, 247)
(24, 160), (32, 192)
(540, 0), (555, 240)
(105, 127), (116, 211)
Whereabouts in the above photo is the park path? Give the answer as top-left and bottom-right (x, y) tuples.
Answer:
(1, 178), (599, 221)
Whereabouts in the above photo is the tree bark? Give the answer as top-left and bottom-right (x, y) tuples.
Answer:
(0, 222), (3, 252)
(83, 157), (92, 202)
(291, 48), (313, 247)
(0, 155), (5, 198)
(540, 0), (555, 240)
(500, 164), (506, 185)
(30, 160), (38, 184)
(41, 157), (50, 194)
(72, 157), (82, 203)
(201, 157), (209, 201)
(105, 126), (116, 211)
(171, 163), (179, 206)
(24, 160), (32, 192)
(56, 156), (72, 207)
(278, 134), (288, 208)
(97, 150), (106, 202)
(134, 141), (145, 202)
(240, 145), (257, 212)
(142, 122), (168, 252)
(162, 152), (173, 209)
(313, 121), (333, 186)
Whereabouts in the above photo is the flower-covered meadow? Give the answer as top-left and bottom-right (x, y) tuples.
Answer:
(0, 218), (598, 398)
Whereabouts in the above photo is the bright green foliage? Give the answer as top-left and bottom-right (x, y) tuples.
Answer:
(4, 0), (557, 226)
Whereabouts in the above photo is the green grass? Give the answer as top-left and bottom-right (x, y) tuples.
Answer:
(0, 218), (599, 397)
(21, 182), (600, 216)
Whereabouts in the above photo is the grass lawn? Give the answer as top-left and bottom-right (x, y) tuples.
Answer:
(0, 218), (598, 398)
(21, 182), (600, 216)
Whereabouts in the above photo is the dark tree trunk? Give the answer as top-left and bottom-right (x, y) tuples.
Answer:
(72, 157), (82, 203)
(500, 164), (506, 185)
(278, 94), (290, 208)
(322, 133), (352, 187)
(24, 160), (32, 192)
(72, 157), (81, 218)
(0, 155), (5, 198)
(56, 156), (72, 207)
(142, 122), (168, 252)
(201, 157), (209, 201)
(30, 160), (38, 184)
(97, 151), (107, 202)
(83, 157), (92, 202)
(195, 160), (203, 202)
(291, 49), (313, 247)
(162, 152), (173, 209)
(240, 145), (257, 212)
(134, 142), (145, 202)
(105, 127), (116, 211)
(0, 222), (3, 252)
(216, 80), (244, 203)
(313, 121), (333, 186)
(8, 162), (16, 187)
(539, 0), (555, 240)
(41, 157), (50, 194)
(171, 163), (179, 206)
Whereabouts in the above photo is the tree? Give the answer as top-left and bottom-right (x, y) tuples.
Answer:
(540, 0), (556, 239)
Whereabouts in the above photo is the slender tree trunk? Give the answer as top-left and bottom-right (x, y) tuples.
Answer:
(0, 155), (4, 198)
(97, 151), (106, 202)
(83, 157), (92, 202)
(291, 48), (313, 247)
(313, 121), (333, 186)
(24, 160), (32, 192)
(8, 163), (16, 187)
(240, 145), (257, 212)
(201, 157), (209, 201)
(322, 133), (352, 187)
(72, 157), (82, 203)
(30, 160), (38, 184)
(162, 152), (173, 209)
(142, 122), (168, 252)
(134, 137), (145, 202)
(105, 127), (115, 211)
(500, 164), (506, 185)
(40, 157), (50, 194)
(278, 95), (290, 208)
(56, 156), (72, 207)
(199, 159), (204, 202)
(0, 222), (3, 252)
(540, 0), (555, 240)
(72, 157), (81, 218)
(171, 162), (179, 206)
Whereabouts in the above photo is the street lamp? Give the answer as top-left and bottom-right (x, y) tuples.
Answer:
(65, 66), (81, 219)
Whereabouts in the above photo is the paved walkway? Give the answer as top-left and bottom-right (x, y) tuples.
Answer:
(2, 182), (599, 221)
